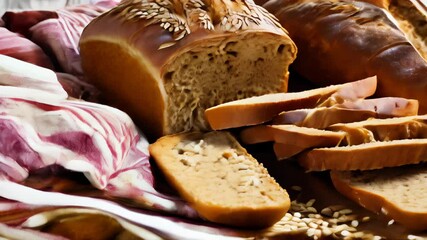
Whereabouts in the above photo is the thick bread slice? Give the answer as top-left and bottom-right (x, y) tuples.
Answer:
(330, 164), (427, 230)
(272, 97), (419, 129)
(205, 76), (377, 130)
(149, 131), (290, 228)
(298, 139), (427, 171)
(328, 114), (427, 145)
(240, 125), (345, 159)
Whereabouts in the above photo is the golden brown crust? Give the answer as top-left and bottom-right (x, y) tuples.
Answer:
(330, 168), (427, 230)
(298, 139), (427, 171)
(263, 0), (427, 113)
(82, 0), (288, 69)
(79, 41), (166, 138)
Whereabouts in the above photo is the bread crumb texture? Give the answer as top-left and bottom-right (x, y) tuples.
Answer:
(149, 131), (289, 228)
(338, 165), (427, 213)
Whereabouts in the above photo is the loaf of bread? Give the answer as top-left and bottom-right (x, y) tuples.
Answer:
(330, 164), (427, 230)
(298, 139), (427, 171)
(148, 131), (290, 228)
(262, 0), (427, 113)
(328, 114), (427, 145)
(240, 125), (345, 159)
(205, 76), (377, 130)
(272, 97), (418, 129)
(79, 0), (297, 139)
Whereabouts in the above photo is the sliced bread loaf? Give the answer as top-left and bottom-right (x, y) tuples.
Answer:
(205, 76), (377, 130)
(149, 131), (290, 228)
(330, 164), (427, 230)
(240, 125), (345, 159)
(328, 114), (427, 145)
(298, 139), (427, 171)
(80, 0), (297, 139)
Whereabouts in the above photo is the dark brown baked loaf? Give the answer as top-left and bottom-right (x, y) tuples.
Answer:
(262, 0), (427, 113)
(79, 0), (296, 140)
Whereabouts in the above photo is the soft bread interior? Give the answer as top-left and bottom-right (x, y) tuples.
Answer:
(334, 166), (427, 213)
(162, 32), (295, 133)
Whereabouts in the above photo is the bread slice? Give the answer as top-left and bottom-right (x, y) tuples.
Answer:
(79, 0), (297, 140)
(272, 107), (376, 129)
(272, 97), (418, 129)
(240, 125), (345, 159)
(298, 139), (427, 171)
(205, 76), (377, 130)
(328, 114), (427, 145)
(330, 164), (427, 230)
(148, 131), (290, 228)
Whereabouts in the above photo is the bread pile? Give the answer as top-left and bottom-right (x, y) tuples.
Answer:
(78, 0), (427, 232)
(205, 76), (427, 230)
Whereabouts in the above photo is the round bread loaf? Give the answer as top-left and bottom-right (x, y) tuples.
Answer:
(79, 0), (297, 140)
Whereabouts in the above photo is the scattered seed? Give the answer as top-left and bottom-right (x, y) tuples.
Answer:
(339, 209), (353, 215)
(351, 220), (359, 227)
(321, 207), (333, 217)
(306, 199), (316, 207)
(307, 228), (316, 237)
(341, 230), (351, 236)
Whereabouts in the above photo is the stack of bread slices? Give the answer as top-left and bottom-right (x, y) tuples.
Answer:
(205, 75), (427, 231)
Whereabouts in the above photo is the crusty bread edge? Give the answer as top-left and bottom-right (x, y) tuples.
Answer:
(330, 170), (427, 230)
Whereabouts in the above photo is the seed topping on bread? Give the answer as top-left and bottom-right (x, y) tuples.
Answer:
(112, 0), (283, 46)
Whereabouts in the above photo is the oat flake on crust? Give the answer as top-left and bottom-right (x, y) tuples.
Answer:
(110, 0), (283, 47)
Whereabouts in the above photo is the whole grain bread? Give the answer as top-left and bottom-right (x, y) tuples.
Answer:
(298, 139), (427, 171)
(79, 0), (297, 139)
(205, 76), (377, 130)
(149, 131), (290, 228)
(331, 164), (427, 230)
